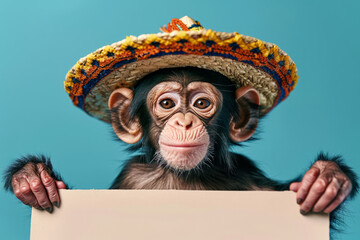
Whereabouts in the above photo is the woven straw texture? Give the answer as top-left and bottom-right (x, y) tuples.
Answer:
(65, 17), (298, 122)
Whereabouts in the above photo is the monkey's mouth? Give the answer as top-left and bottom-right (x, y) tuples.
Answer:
(161, 143), (206, 148)
(160, 142), (208, 154)
(159, 142), (209, 170)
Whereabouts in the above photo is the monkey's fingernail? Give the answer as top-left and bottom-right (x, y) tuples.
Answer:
(45, 207), (53, 213)
(53, 201), (60, 208)
(300, 209), (307, 215)
(297, 198), (303, 204)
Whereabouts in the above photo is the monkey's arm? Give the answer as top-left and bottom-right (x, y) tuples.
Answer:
(289, 153), (358, 215)
(3, 155), (67, 213)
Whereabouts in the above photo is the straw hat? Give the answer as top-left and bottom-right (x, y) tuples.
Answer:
(65, 16), (298, 122)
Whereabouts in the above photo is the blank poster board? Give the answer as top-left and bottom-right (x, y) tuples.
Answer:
(30, 190), (329, 240)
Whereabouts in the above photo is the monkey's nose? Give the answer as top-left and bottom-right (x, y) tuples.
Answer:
(168, 113), (201, 130)
(175, 119), (193, 129)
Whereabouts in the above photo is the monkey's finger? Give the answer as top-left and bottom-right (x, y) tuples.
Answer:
(300, 174), (332, 214)
(16, 178), (41, 209)
(323, 181), (352, 213)
(296, 167), (320, 204)
(13, 179), (28, 204)
(40, 170), (60, 208)
(56, 181), (67, 189)
(289, 182), (301, 192)
(312, 178), (342, 212)
(29, 175), (53, 213)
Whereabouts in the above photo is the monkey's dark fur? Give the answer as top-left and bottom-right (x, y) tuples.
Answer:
(3, 68), (358, 239)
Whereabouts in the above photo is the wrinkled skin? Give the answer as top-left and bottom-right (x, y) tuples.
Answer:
(11, 163), (66, 213)
(290, 161), (352, 214)
(148, 81), (220, 170)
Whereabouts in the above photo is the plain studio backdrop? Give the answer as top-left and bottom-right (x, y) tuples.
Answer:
(0, 0), (359, 239)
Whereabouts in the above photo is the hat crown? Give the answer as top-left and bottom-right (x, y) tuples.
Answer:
(161, 16), (203, 33)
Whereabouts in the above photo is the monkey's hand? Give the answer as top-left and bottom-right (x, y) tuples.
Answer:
(290, 160), (354, 214)
(3, 155), (66, 213)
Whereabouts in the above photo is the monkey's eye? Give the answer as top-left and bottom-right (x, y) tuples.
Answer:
(159, 99), (175, 109)
(194, 99), (210, 109)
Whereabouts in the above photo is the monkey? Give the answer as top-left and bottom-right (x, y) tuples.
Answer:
(3, 68), (358, 231)
(3, 14), (359, 239)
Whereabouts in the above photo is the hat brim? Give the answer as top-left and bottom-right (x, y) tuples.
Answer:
(65, 29), (298, 122)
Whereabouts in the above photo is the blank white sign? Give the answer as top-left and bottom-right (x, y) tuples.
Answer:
(30, 190), (329, 240)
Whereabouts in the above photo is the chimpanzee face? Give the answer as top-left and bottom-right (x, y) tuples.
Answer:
(108, 68), (260, 170)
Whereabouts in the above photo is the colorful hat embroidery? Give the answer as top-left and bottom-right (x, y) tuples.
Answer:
(65, 16), (298, 122)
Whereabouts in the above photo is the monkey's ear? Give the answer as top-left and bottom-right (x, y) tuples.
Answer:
(229, 86), (260, 142)
(108, 88), (143, 144)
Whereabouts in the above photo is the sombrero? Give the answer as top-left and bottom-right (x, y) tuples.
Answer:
(65, 16), (298, 122)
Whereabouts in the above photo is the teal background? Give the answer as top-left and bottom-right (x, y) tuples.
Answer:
(0, 0), (359, 239)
